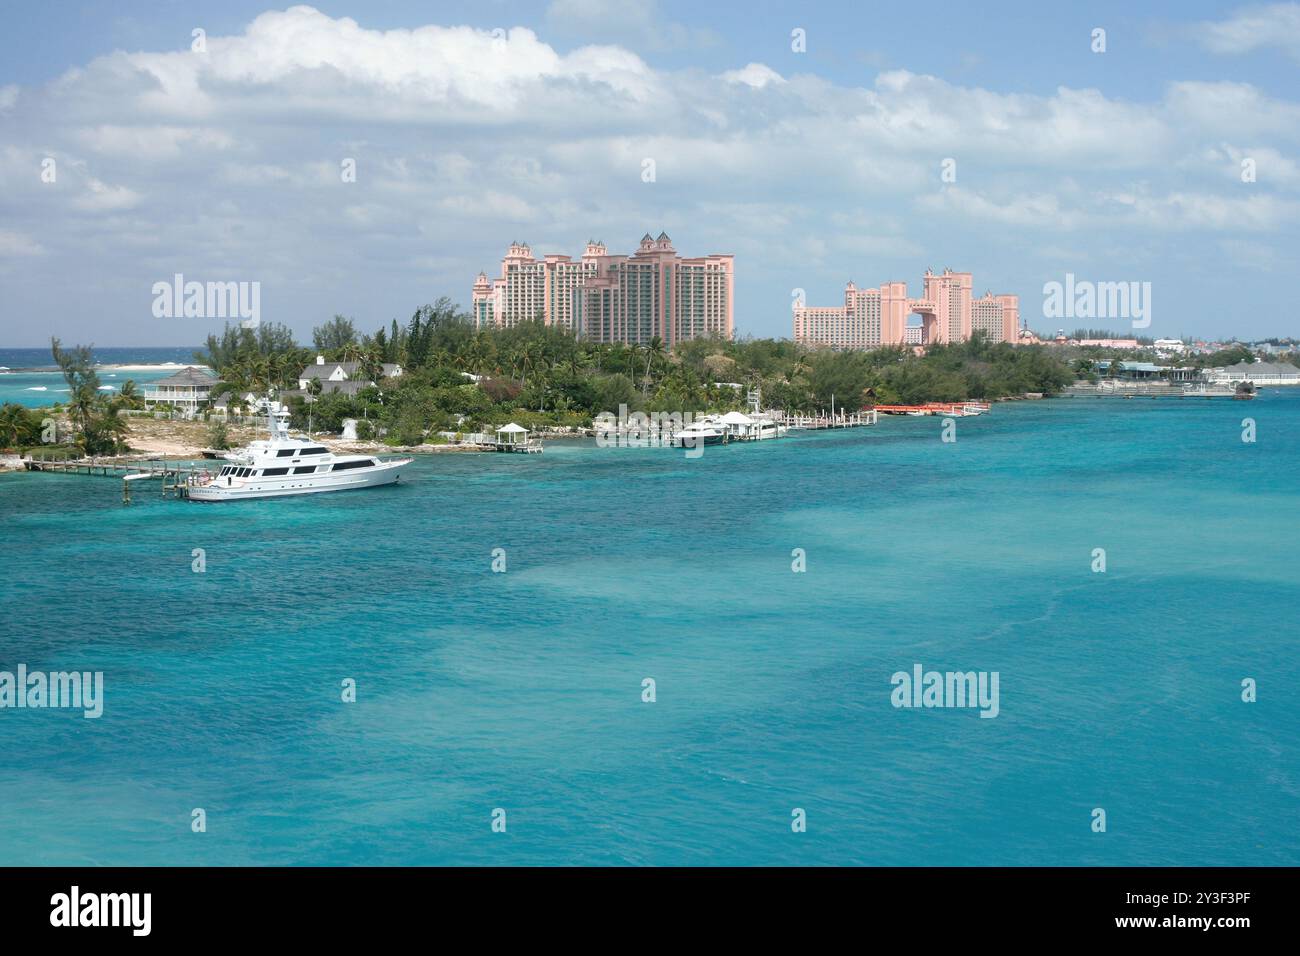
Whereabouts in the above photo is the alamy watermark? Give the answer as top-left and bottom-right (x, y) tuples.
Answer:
(152, 273), (261, 329)
(50, 887), (150, 936)
(594, 404), (712, 458)
(1042, 273), (1151, 329)
(890, 664), (999, 718)
(1, 664), (103, 718)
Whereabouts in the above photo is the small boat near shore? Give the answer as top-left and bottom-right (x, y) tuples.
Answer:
(186, 407), (411, 501)
(666, 411), (790, 448)
(668, 417), (727, 448)
(717, 410), (789, 441)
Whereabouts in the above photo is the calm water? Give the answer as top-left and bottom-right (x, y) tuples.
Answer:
(1, 394), (1297, 865)
(0, 347), (203, 408)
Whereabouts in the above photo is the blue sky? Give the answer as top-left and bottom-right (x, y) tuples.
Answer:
(1, 1), (1297, 345)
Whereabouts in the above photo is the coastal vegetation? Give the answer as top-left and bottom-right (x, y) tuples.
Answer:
(0, 402), (48, 450)
(187, 300), (1077, 442)
(206, 420), (231, 451)
(0, 343), (152, 455)
(1067, 343), (1259, 381)
(4, 318), (1290, 457)
(0, 341), (136, 455)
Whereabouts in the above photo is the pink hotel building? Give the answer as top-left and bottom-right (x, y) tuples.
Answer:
(472, 233), (734, 346)
(793, 269), (1020, 349)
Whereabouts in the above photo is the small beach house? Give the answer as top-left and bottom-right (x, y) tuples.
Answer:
(143, 366), (219, 418)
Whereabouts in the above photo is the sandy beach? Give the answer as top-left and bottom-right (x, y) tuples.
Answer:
(122, 418), (260, 457)
(120, 417), (487, 457)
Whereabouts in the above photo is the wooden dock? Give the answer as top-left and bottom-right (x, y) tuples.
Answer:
(771, 410), (877, 429)
(23, 455), (210, 501)
(490, 439), (543, 453)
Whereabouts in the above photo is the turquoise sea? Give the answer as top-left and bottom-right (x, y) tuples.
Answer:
(0, 393), (1297, 866)
(0, 347), (204, 408)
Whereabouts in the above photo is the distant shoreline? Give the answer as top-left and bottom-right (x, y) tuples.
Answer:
(0, 362), (208, 374)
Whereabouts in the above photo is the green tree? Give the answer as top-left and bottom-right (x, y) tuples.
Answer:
(305, 377), (322, 433)
(207, 420), (231, 450)
(0, 403), (39, 448)
(112, 379), (144, 411)
(313, 315), (359, 355)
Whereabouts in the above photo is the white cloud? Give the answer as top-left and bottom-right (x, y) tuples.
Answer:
(1202, 144), (1300, 189)
(219, 162), (294, 186)
(720, 63), (786, 88)
(84, 6), (661, 121)
(75, 125), (236, 159)
(0, 230), (44, 257)
(545, 0), (720, 52)
(71, 177), (141, 212)
(922, 184), (1300, 233)
(919, 188), (1077, 229)
(437, 191), (536, 221)
(1192, 2), (1300, 60)
(1115, 190), (1300, 231)
(1165, 81), (1300, 140)
(1219, 237), (1283, 270)
(0, 5), (1297, 342)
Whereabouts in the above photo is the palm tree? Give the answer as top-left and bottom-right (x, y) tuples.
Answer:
(524, 341), (545, 388)
(67, 383), (98, 436)
(305, 377), (322, 433)
(248, 355), (271, 395)
(467, 333), (491, 375)
(113, 379), (144, 411)
(0, 403), (31, 448)
(264, 353), (288, 392)
(341, 341), (366, 365)
(502, 344), (523, 383)
(99, 406), (130, 453)
(641, 336), (665, 397)
(357, 348), (384, 389)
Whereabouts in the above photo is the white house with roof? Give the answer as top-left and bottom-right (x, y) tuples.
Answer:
(212, 390), (273, 417)
(297, 355), (403, 395)
(143, 366), (219, 418)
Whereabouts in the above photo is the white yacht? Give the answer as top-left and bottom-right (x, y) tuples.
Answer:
(187, 407), (411, 502)
(669, 416), (728, 448)
(752, 417), (788, 440)
(718, 410), (788, 441)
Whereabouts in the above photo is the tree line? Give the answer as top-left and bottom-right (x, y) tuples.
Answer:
(1, 308), (1081, 453)
(190, 301), (1078, 443)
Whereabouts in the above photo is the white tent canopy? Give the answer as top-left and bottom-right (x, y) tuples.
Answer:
(719, 411), (754, 425)
(496, 422), (528, 434)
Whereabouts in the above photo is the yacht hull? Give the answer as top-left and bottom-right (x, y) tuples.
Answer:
(188, 459), (411, 501)
(668, 434), (725, 448)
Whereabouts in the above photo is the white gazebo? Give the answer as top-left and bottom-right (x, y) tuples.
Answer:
(719, 410), (755, 438)
(492, 422), (542, 453)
